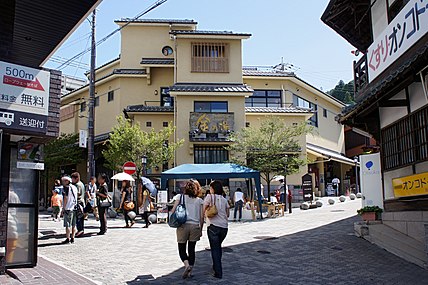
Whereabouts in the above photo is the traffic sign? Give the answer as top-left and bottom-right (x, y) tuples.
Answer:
(123, 161), (136, 175)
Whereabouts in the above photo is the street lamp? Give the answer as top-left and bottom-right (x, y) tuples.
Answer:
(141, 155), (148, 176)
(354, 156), (359, 194)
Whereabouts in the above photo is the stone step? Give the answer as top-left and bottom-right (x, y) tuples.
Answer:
(365, 223), (427, 268)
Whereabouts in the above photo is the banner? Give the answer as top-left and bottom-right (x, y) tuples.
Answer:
(360, 153), (383, 208)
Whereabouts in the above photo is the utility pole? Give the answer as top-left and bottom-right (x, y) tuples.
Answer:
(88, 10), (96, 182)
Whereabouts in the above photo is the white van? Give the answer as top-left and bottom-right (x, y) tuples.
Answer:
(0, 111), (14, 126)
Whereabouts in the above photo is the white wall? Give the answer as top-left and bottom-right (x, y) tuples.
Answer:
(383, 166), (413, 200)
(371, 0), (389, 39)
(409, 81), (428, 112)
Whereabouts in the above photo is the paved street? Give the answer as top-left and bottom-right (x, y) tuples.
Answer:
(27, 197), (428, 284)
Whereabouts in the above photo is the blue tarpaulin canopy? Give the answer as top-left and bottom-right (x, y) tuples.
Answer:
(161, 163), (263, 217)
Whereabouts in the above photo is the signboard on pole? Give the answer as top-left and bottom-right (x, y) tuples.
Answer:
(302, 173), (313, 202)
(123, 161), (136, 175)
(79, 129), (87, 148)
(0, 61), (50, 134)
(360, 153), (383, 208)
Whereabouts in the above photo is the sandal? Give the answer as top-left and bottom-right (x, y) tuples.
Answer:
(182, 266), (192, 279)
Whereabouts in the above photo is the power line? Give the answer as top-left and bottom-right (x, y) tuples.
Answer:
(56, 0), (168, 70)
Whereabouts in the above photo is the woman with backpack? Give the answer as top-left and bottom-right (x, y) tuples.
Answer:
(203, 180), (230, 279)
(119, 180), (135, 228)
(171, 179), (204, 279)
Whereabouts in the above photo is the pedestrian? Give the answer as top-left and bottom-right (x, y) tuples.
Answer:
(51, 189), (62, 221)
(171, 179), (204, 279)
(233, 188), (244, 222)
(119, 180), (135, 228)
(96, 173), (109, 235)
(54, 179), (64, 215)
(332, 177), (341, 196)
(87, 176), (99, 221)
(71, 172), (86, 237)
(61, 176), (78, 244)
(138, 184), (151, 228)
(204, 180), (230, 279)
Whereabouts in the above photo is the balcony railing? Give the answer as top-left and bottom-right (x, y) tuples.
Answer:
(353, 54), (369, 100)
(191, 57), (229, 73)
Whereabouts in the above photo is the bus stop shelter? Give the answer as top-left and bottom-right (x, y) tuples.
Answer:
(161, 163), (263, 217)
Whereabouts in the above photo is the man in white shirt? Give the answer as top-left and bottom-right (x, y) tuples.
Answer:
(61, 176), (78, 244)
(332, 177), (341, 196)
(233, 188), (245, 222)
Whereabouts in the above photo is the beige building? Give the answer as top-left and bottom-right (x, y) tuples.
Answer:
(60, 19), (353, 197)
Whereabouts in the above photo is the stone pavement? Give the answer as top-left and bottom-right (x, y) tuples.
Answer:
(1, 256), (97, 285)
(34, 197), (428, 285)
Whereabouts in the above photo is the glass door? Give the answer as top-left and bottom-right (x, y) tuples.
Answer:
(6, 146), (38, 268)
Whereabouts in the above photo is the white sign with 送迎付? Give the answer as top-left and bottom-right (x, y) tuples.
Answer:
(367, 0), (428, 82)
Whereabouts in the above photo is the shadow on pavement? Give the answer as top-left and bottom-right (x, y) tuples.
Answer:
(124, 216), (428, 285)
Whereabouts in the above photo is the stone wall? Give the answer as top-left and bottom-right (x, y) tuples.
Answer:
(382, 211), (428, 244)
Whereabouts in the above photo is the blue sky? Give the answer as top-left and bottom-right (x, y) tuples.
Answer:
(43, 0), (356, 91)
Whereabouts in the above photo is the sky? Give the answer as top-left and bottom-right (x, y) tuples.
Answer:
(43, 0), (357, 91)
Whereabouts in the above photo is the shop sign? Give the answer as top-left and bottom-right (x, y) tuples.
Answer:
(393, 172), (428, 198)
(302, 173), (313, 202)
(17, 142), (44, 170)
(79, 129), (87, 148)
(367, 0), (428, 82)
(360, 153), (383, 208)
(189, 112), (234, 134)
(0, 61), (50, 134)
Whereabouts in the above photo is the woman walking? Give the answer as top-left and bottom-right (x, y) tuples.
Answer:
(138, 185), (151, 228)
(171, 180), (204, 279)
(204, 180), (230, 279)
(119, 180), (135, 228)
(96, 173), (109, 235)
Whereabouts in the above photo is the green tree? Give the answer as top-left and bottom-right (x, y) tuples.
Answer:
(327, 80), (355, 104)
(44, 133), (85, 178)
(227, 116), (311, 197)
(103, 116), (183, 177)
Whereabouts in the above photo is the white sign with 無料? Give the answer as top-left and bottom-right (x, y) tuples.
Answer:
(0, 61), (50, 116)
(367, 0), (428, 82)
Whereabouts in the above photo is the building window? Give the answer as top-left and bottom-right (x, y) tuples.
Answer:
(323, 108), (328, 118)
(163, 122), (168, 127)
(191, 43), (229, 73)
(246, 122), (250, 127)
(293, 95), (318, 127)
(194, 145), (229, 164)
(94, 97), (99, 107)
(381, 105), (428, 170)
(146, 122), (152, 127)
(161, 87), (173, 107)
(388, 0), (410, 22)
(194, 101), (228, 113)
(80, 102), (86, 112)
(245, 90), (282, 108)
(108, 91), (114, 102)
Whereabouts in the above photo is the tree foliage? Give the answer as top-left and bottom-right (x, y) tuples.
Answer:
(103, 116), (183, 175)
(228, 116), (311, 196)
(44, 133), (84, 178)
(327, 80), (355, 104)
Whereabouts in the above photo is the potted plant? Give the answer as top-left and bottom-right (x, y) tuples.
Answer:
(357, 206), (383, 221)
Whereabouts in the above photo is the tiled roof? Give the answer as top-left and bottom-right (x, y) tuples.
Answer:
(113, 69), (146, 75)
(170, 30), (251, 37)
(140, 58), (174, 65)
(339, 40), (428, 122)
(242, 70), (294, 77)
(125, 105), (174, 113)
(170, 83), (253, 93)
(115, 19), (197, 24)
(245, 106), (312, 114)
(85, 56), (120, 75)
